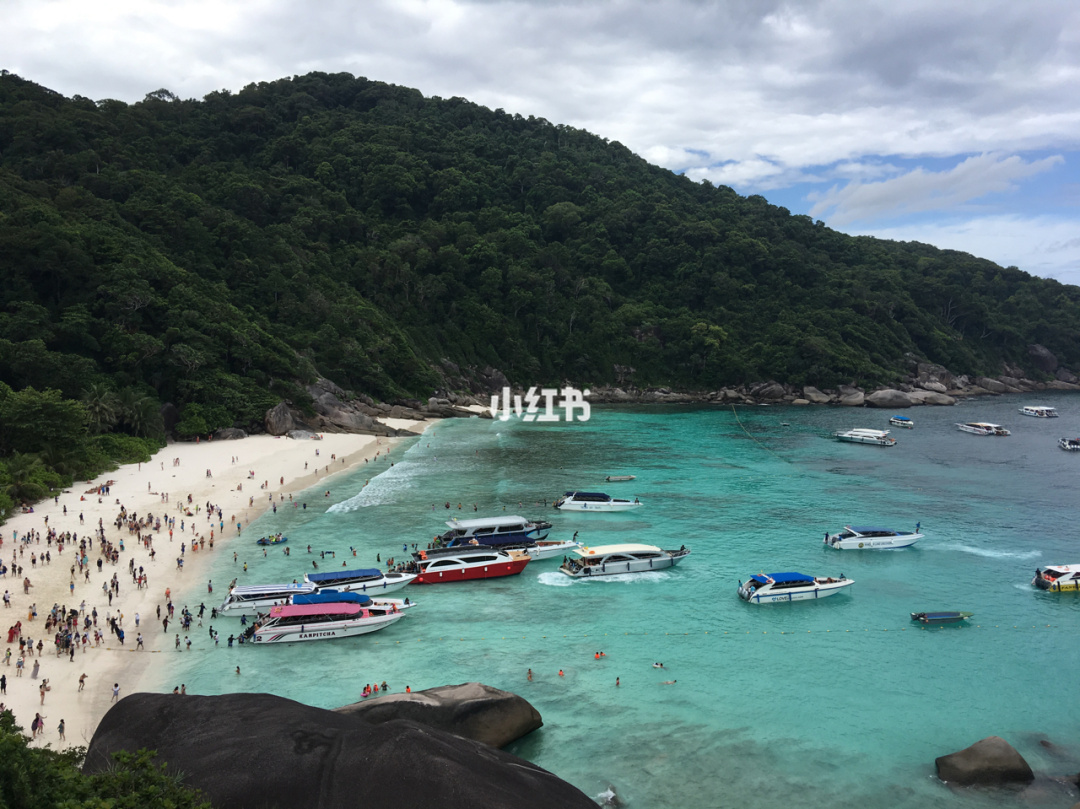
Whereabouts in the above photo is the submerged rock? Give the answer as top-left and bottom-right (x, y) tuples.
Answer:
(936, 736), (1034, 786)
(85, 692), (593, 809)
(336, 682), (542, 748)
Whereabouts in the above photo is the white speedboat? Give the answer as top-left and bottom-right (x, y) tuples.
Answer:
(1019, 406), (1058, 418)
(1033, 565), (1080, 592)
(1060, 438), (1080, 451)
(889, 416), (914, 428)
(249, 602), (405, 644)
(305, 568), (416, 593)
(219, 582), (316, 616)
(559, 543), (690, 577)
(526, 539), (582, 560)
(824, 525), (923, 550)
(605, 475), (636, 482)
(833, 428), (896, 446)
(554, 491), (643, 511)
(956, 422), (1010, 436)
(737, 572), (853, 604)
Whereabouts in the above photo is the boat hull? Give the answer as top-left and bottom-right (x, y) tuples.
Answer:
(738, 580), (853, 604)
(413, 557), (531, 584)
(252, 612), (405, 644)
(826, 532), (923, 550)
(559, 552), (688, 578)
(910, 611), (972, 624)
(555, 501), (642, 512)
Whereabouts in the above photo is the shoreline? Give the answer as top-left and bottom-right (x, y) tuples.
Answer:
(0, 418), (435, 748)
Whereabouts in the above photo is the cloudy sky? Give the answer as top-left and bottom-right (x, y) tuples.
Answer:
(5, 0), (1080, 285)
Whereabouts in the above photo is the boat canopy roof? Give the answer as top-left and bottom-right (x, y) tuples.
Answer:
(751, 572), (814, 584)
(1043, 564), (1079, 574)
(847, 526), (900, 534)
(574, 543), (662, 557)
(444, 516), (529, 529)
(890, 415), (912, 420)
(292, 591), (372, 606)
(307, 568), (381, 583)
(564, 491), (611, 498)
(968, 422), (1003, 428)
(269, 603), (363, 618)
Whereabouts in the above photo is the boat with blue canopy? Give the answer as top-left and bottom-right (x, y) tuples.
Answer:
(304, 568), (416, 593)
(889, 416), (914, 428)
(737, 571), (853, 604)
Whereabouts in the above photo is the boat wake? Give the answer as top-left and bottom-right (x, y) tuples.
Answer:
(946, 544), (1041, 561)
(537, 571), (673, 587)
(536, 572), (575, 587)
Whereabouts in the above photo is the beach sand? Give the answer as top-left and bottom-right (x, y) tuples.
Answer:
(0, 419), (433, 748)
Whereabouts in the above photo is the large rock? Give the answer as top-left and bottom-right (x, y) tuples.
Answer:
(264, 402), (296, 435)
(935, 736), (1034, 786)
(974, 377), (1007, 394)
(907, 390), (957, 406)
(837, 385), (864, 407)
(750, 381), (787, 401)
(918, 380), (948, 394)
(864, 389), (915, 408)
(802, 386), (832, 404)
(336, 682), (542, 749)
(84, 693), (593, 809)
(212, 427), (247, 440)
(1056, 368), (1078, 384)
(1028, 344), (1059, 373)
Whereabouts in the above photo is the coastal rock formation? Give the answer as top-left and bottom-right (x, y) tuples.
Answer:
(802, 386), (832, 404)
(264, 402), (296, 435)
(935, 736), (1034, 786)
(85, 693), (594, 809)
(974, 377), (1007, 394)
(837, 385), (865, 407)
(864, 389), (914, 408)
(750, 381), (786, 401)
(907, 390), (957, 406)
(335, 682), (542, 748)
(212, 427), (247, 440)
(1028, 344), (1059, 373)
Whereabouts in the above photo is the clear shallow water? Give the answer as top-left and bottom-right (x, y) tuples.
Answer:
(165, 395), (1080, 808)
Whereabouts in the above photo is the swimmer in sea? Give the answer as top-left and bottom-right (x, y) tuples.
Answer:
(662, 680), (677, 685)
(652, 662), (664, 669)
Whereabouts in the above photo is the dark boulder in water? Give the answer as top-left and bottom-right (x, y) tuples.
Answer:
(936, 736), (1034, 786)
(335, 681), (542, 748)
(85, 692), (592, 809)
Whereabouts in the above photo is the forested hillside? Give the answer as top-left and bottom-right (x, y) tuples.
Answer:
(2, 69), (1080, 436)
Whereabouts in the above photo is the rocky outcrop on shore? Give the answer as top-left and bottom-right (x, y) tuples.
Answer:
(85, 692), (594, 809)
(263, 378), (489, 437)
(335, 682), (543, 749)
(255, 342), (1080, 438)
(936, 736), (1035, 786)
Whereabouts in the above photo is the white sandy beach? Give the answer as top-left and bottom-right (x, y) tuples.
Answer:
(0, 419), (433, 748)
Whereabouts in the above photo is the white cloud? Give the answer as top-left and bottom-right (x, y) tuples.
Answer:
(807, 153), (1065, 225)
(849, 215), (1080, 286)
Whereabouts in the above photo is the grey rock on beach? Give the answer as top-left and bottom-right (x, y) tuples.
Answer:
(85, 692), (593, 809)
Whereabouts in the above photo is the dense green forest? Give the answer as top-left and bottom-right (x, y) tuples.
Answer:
(0, 710), (210, 808)
(1, 69), (1079, 509)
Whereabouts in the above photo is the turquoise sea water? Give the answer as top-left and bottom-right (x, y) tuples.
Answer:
(164, 394), (1080, 808)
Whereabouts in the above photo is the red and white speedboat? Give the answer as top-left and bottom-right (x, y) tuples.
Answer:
(410, 548), (531, 584)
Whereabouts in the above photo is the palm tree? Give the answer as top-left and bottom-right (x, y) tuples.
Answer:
(81, 383), (120, 434)
(116, 388), (164, 438)
(1, 453), (48, 504)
